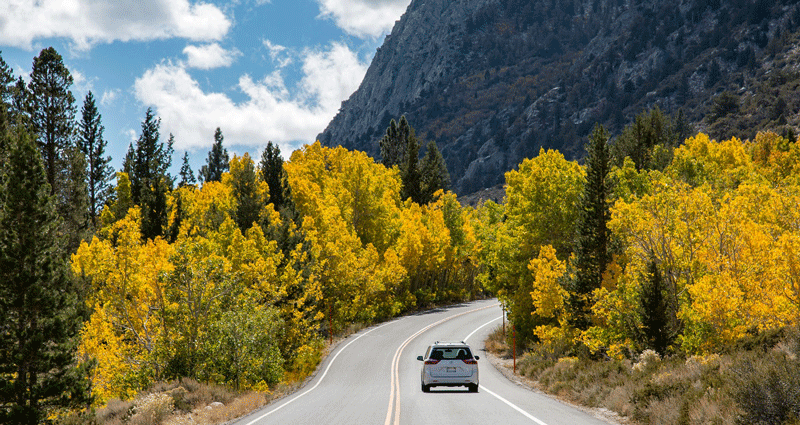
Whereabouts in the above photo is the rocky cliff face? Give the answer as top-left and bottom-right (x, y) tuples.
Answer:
(319, 0), (800, 195)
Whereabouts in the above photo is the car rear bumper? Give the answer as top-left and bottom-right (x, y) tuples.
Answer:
(422, 371), (478, 387)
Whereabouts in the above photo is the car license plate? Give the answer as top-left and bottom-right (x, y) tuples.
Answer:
(446, 367), (456, 373)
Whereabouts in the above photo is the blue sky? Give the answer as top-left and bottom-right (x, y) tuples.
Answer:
(0, 0), (411, 175)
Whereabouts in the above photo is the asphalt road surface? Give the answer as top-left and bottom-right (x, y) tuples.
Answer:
(234, 299), (614, 425)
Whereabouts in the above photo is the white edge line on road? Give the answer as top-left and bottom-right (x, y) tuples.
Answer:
(464, 316), (550, 425)
(243, 320), (394, 425)
(480, 385), (550, 425)
(464, 316), (502, 343)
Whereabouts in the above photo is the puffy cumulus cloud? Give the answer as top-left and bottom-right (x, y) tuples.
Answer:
(183, 43), (240, 69)
(133, 42), (367, 153)
(316, 0), (410, 38)
(0, 0), (230, 50)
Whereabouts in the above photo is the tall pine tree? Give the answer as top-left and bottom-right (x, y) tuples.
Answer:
(199, 127), (229, 184)
(61, 144), (91, 252)
(77, 91), (114, 228)
(420, 140), (450, 204)
(570, 124), (612, 331)
(27, 47), (76, 196)
(259, 141), (290, 214)
(400, 131), (422, 203)
(123, 108), (173, 240)
(379, 117), (406, 168)
(0, 52), (14, 125)
(178, 151), (196, 187)
(0, 129), (92, 423)
(640, 258), (674, 354)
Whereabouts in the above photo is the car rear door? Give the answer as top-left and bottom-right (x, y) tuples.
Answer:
(429, 348), (472, 378)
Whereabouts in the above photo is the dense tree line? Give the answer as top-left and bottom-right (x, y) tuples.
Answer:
(480, 108), (800, 360)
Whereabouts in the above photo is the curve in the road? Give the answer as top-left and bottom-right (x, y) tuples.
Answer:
(235, 300), (612, 425)
(242, 320), (395, 425)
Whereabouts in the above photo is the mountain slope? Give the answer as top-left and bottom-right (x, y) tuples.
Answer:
(319, 0), (800, 195)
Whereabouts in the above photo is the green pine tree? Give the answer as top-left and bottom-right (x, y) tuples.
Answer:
(124, 108), (173, 240)
(77, 91), (114, 228)
(400, 130), (423, 204)
(27, 47), (76, 196)
(611, 106), (678, 171)
(570, 124), (612, 331)
(640, 258), (673, 354)
(379, 116), (428, 204)
(60, 144), (91, 252)
(11, 77), (31, 130)
(0, 129), (92, 423)
(178, 151), (196, 187)
(420, 140), (450, 204)
(259, 141), (292, 215)
(0, 52), (15, 123)
(379, 118), (403, 168)
(199, 127), (229, 184)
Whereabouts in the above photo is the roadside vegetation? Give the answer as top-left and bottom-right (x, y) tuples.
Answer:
(487, 325), (800, 425)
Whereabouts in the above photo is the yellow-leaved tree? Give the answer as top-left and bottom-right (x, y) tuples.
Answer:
(72, 208), (174, 397)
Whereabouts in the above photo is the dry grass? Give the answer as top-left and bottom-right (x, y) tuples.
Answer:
(72, 377), (297, 425)
(484, 326), (800, 425)
(164, 392), (268, 425)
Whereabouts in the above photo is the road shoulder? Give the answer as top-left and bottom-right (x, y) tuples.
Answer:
(481, 343), (631, 425)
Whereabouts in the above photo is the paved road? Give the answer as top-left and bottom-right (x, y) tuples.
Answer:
(234, 299), (613, 425)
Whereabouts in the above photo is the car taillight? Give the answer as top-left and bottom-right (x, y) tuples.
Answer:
(425, 359), (440, 365)
(462, 359), (477, 364)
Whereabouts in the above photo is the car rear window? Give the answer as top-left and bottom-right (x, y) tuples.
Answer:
(430, 347), (472, 360)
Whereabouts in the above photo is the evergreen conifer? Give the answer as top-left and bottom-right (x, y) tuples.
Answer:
(199, 127), (229, 184)
(77, 91), (114, 228)
(570, 124), (612, 330)
(0, 129), (92, 423)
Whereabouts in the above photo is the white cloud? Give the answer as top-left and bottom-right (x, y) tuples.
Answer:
(126, 129), (137, 143)
(101, 89), (121, 107)
(263, 39), (292, 68)
(0, 0), (231, 50)
(71, 69), (89, 91)
(133, 42), (367, 153)
(316, 0), (410, 38)
(183, 43), (240, 69)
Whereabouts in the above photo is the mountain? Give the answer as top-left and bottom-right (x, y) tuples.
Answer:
(318, 0), (800, 196)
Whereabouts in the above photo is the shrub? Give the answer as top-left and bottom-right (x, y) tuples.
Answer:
(129, 393), (174, 425)
(289, 339), (324, 380)
(95, 398), (134, 425)
(732, 351), (800, 424)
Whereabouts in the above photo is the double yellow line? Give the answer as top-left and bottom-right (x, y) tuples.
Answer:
(384, 303), (499, 425)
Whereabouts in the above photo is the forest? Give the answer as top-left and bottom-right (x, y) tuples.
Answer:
(2, 46), (800, 423)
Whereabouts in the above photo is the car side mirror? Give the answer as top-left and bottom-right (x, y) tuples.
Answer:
(417, 356), (424, 361)
(474, 356), (480, 360)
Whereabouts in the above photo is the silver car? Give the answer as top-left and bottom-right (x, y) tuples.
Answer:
(417, 341), (479, 392)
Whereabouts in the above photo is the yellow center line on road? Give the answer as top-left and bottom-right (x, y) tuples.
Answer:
(385, 303), (500, 425)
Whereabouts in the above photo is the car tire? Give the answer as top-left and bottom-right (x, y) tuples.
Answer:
(422, 383), (430, 393)
(468, 384), (478, 393)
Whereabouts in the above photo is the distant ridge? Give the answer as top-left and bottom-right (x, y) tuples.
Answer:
(320, 0), (800, 195)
